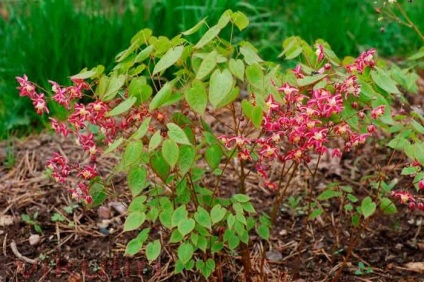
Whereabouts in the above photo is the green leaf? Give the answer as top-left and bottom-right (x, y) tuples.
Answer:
(124, 211), (146, 231)
(232, 194), (250, 203)
(103, 75), (126, 101)
(159, 208), (173, 229)
(177, 145), (195, 174)
(149, 82), (173, 111)
(167, 123), (191, 145)
(135, 45), (154, 63)
(125, 228), (150, 255)
(162, 139), (179, 168)
(257, 224), (269, 240)
(148, 130), (162, 152)
(279, 36), (303, 59)
(103, 137), (124, 156)
(246, 63), (264, 89)
(361, 197), (376, 218)
(89, 182), (107, 207)
(205, 144), (223, 170)
(209, 69), (233, 109)
(195, 25), (221, 49)
(153, 46), (184, 75)
(232, 11), (249, 30)
(297, 74), (327, 87)
(146, 240), (161, 262)
(185, 80), (207, 115)
(124, 141), (143, 168)
(130, 117), (152, 140)
(308, 208), (324, 220)
(182, 18), (206, 35)
(197, 236), (208, 252)
(127, 166), (148, 197)
(107, 97), (136, 117)
(150, 153), (170, 182)
(227, 214), (236, 229)
(240, 43), (263, 65)
(128, 195), (147, 213)
(194, 207), (212, 230)
(228, 233), (240, 250)
(371, 68), (400, 94)
(71, 69), (97, 80)
(229, 58), (245, 81)
(178, 218), (196, 236)
(172, 205), (188, 227)
(178, 243), (194, 265)
(379, 197), (397, 215)
(251, 106), (263, 128)
(169, 229), (184, 243)
(216, 87), (239, 108)
(211, 204), (227, 225)
(317, 189), (342, 201)
(408, 46), (424, 60)
(196, 50), (217, 80)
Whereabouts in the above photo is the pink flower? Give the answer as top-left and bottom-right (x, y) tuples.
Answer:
(315, 44), (324, 62)
(32, 93), (49, 115)
(371, 106), (385, 119)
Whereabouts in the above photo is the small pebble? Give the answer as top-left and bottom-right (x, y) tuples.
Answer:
(97, 206), (111, 219)
(266, 250), (283, 262)
(29, 234), (41, 246)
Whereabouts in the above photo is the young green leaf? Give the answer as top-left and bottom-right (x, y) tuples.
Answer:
(172, 205), (188, 227)
(177, 145), (195, 174)
(103, 137), (124, 156)
(148, 130), (162, 152)
(205, 144), (223, 170)
(125, 228), (150, 256)
(361, 197), (376, 218)
(146, 240), (161, 262)
(379, 197), (397, 215)
(130, 117), (152, 140)
(231, 11), (249, 30)
(178, 218), (196, 236)
(257, 224), (270, 240)
(185, 80), (207, 115)
(195, 25), (221, 49)
(246, 63), (264, 89)
(167, 123), (191, 145)
(371, 68), (400, 94)
(124, 141), (143, 168)
(317, 189), (342, 201)
(149, 82), (173, 111)
(127, 166), (148, 197)
(209, 69), (233, 109)
(124, 211), (146, 231)
(107, 97), (136, 117)
(229, 59), (245, 81)
(162, 139), (179, 168)
(150, 153), (170, 182)
(194, 207), (212, 230)
(152, 46), (184, 75)
(182, 18), (206, 35)
(196, 50), (217, 80)
(89, 182), (107, 207)
(178, 242), (194, 265)
(211, 204), (227, 225)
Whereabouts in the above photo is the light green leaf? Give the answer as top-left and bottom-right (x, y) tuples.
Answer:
(71, 69), (97, 80)
(229, 59), (245, 80)
(210, 204), (226, 224)
(162, 139), (179, 168)
(257, 224), (269, 240)
(185, 80), (207, 114)
(149, 82), (173, 111)
(169, 229), (184, 243)
(195, 207), (212, 230)
(130, 117), (152, 140)
(89, 182), (107, 207)
(231, 11), (249, 30)
(380, 197), (397, 215)
(178, 242), (194, 264)
(125, 228), (150, 255)
(167, 123), (191, 145)
(205, 144), (223, 170)
(371, 68), (400, 94)
(361, 196), (376, 218)
(317, 190), (342, 201)
(107, 97), (136, 117)
(124, 141), (143, 168)
(153, 46), (184, 75)
(146, 240), (161, 262)
(240, 43), (263, 65)
(177, 145), (195, 174)
(279, 36), (303, 60)
(195, 25), (221, 49)
(182, 18), (206, 35)
(127, 167), (148, 197)
(178, 218), (196, 236)
(124, 211), (146, 231)
(209, 69), (233, 108)
(148, 130), (162, 152)
(150, 152), (170, 181)
(297, 74), (327, 87)
(196, 50), (217, 80)
(128, 195), (147, 213)
(172, 205), (188, 227)
(308, 208), (324, 220)
(135, 45), (154, 63)
(251, 106), (263, 128)
(103, 137), (124, 156)
(246, 63), (264, 89)
(232, 194), (250, 203)
(103, 75), (126, 101)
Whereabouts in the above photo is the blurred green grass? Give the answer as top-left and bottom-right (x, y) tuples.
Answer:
(1, 0), (423, 139)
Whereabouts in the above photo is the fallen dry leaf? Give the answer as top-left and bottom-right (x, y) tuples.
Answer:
(404, 262), (424, 273)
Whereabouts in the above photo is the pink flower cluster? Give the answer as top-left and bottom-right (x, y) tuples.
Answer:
(346, 49), (376, 74)
(391, 190), (424, 211)
(16, 75), (49, 115)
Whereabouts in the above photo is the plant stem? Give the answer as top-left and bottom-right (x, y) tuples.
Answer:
(395, 3), (424, 42)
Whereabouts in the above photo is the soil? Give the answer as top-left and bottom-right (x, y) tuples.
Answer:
(2, 81), (424, 281)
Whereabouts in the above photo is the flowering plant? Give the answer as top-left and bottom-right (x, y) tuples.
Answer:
(17, 9), (423, 280)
